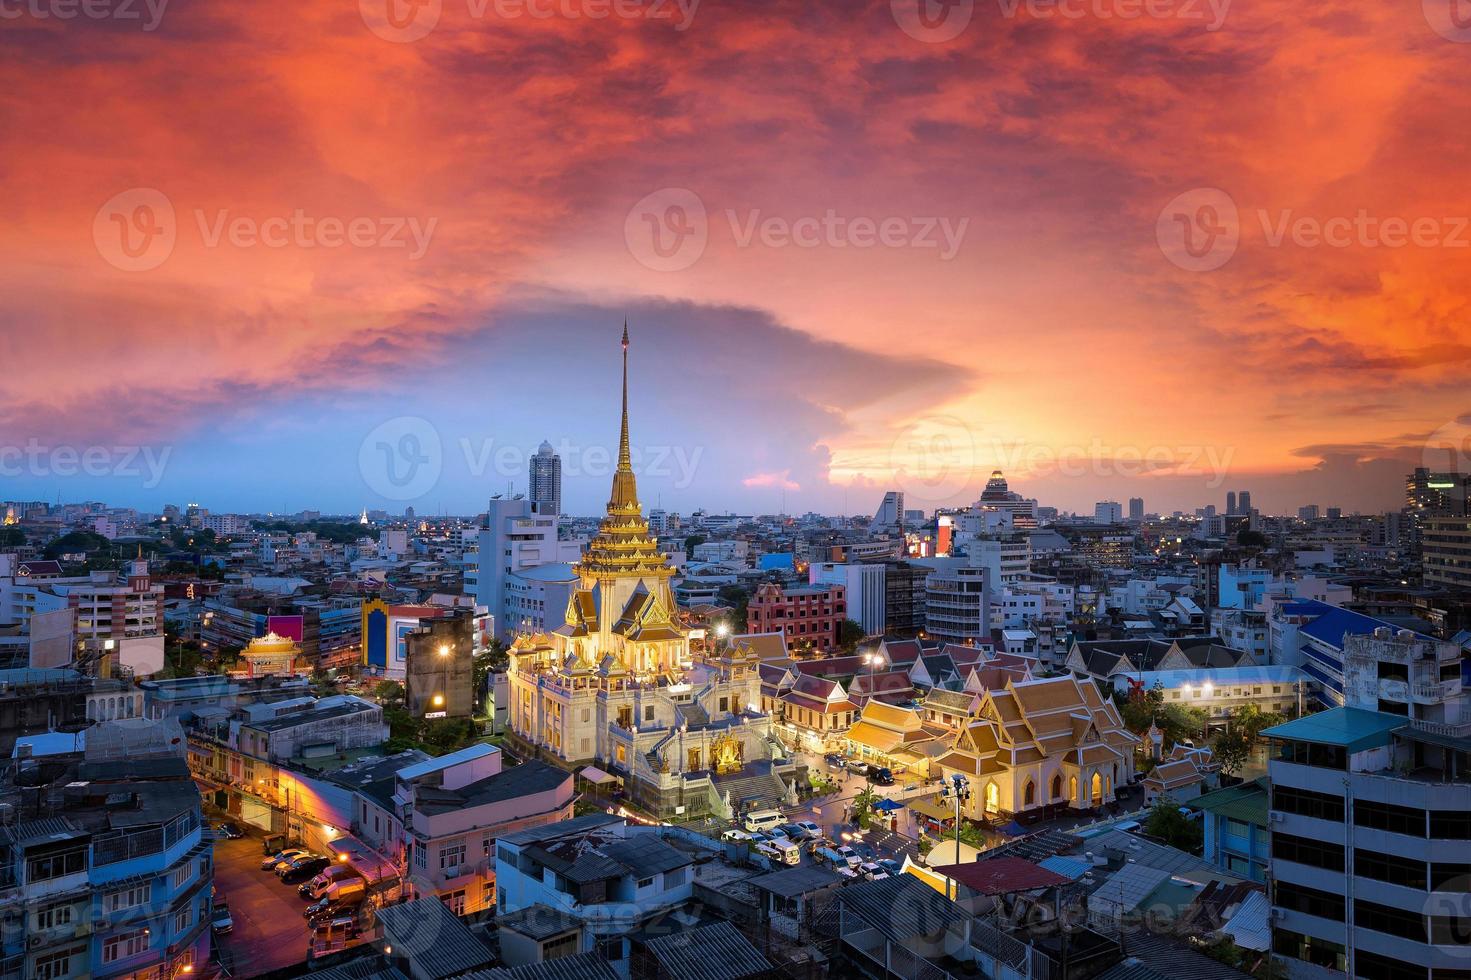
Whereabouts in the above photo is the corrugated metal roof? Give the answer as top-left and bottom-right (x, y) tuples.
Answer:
(644, 921), (773, 980)
(837, 875), (969, 943)
(464, 953), (619, 980)
(374, 898), (494, 977)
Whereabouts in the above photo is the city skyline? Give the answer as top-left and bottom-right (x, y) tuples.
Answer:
(4, 3), (1469, 515)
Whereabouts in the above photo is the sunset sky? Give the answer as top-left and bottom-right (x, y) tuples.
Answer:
(2, 0), (1469, 517)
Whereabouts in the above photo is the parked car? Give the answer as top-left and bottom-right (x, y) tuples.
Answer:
(720, 829), (753, 843)
(214, 822), (246, 840)
(817, 845), (861, 869)
(858, 862), (890, 881)
(210, 899), (233, 935)
(262, 848), (310, 872)
(312, 913), (360, 940)
(281, 857), (332, 884)
(305, 878), (367, 905)
(790, 821), (822, 840)
(823, 753), (846, 769)
(876, 858), (904, 877)
(845, 760), (870, 776)
(277, 853), (327, 878)
(742, 809), (784, 833)
(303, 894), (364, 920)
(870, 767), (895, 786)
(298, 864), (357, 898)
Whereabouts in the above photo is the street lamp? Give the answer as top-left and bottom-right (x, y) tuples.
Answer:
(938, 773), (971, 881)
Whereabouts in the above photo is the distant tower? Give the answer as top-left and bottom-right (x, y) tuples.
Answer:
(529, 440), (562, 516)
(1128, 497), (1145, 523)
(1226, 491), (1237, 516)
(1239, 490), (1252, 515)
(405, 505), (416, 521)
(874, 491), (904, 527)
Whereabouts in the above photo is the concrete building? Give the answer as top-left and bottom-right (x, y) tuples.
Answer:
(471, 497), (582, 641)
(1421, 514), (1471, 590)
(873, 491), (904, 528)
(1264, 631), (1469, 980)
(745, 582), (847, 654)
(923, 564), (990, 644)
(528, 440), (562, 518)
(0, 557), (164, 677)
(0, 752), (213, 979)
(808, 561), (885, 636)
(404, 608), (475, 719)
(1094, 501), (1123, 524)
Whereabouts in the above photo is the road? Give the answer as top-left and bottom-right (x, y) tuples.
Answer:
(211, 835), (313, 978)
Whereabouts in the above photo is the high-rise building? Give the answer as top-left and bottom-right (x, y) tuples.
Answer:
(1404, 467), (1470, 579)
(1093, 500), (1123, 524)
(922, 564), (990, 643)
(1238, 490), (1253, 515)
(1227, 491), (1237, 515)
(1298, 504), (1320, 521)
(1422, 515), (1471, 591)
(528, 440), (562, 517)
(470, 498), (580, 640)
(1128, 497), (1145, 522)
(1264, 627), (1468, 980)
(873, 491), (904, 527)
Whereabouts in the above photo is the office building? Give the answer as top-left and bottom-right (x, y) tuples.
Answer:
(1299, 505), (1320, 521)
(471, 497), (582, 640)
(1128, 497), (1145, 523)
(923, 564), (990, 644)
(1422, 515), (1471, 590)
(808, 561), (885, 636)
(528, 440), (562, 517)
(1264, 624), (1469, 980)
(1094, 501), (1123, 524)
(873, 491), (904, 528)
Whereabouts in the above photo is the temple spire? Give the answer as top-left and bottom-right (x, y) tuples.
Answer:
(609, 322), (639, 511)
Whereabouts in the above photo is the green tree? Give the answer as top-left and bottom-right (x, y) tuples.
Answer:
(374, 680), (405, 705)
(851, 783), (881, 829)
(1236, 529), (1268, 549)
(837, 619), (866, 653)
(683, 535), (706, 556)
(1211, 725), (1252, 777)
(0, 527), (24, 547)
(1143, 798), (1204, 853)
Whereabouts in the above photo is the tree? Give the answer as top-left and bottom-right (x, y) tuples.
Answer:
(374, 680), (405, 705)
(1236, 529), (1268, 549)
(837, 619), (866, 653)
(1211, 725), (1252, 777)
(1143, 798), (1203, 853)
(851, 783), (881, 829)
(683, 535), (706, 557)
(0, 527), (24, 547)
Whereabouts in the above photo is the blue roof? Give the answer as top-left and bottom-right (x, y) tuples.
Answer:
(758, 553), (795, 571)
(1038, 856), (1091, 881)
(1262, 706), (1404, 753)
(1287, 599), (1429, 652)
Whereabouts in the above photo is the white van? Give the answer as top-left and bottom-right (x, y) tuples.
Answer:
(307, 877), (365, 903)
(743, 809), (783, 833)
(756, 838), (801, 867)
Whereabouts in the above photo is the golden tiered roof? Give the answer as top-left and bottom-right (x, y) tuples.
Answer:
(576, 323), (676, 583)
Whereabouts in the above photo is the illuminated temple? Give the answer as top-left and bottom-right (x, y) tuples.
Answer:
(507, 326), (798, 819)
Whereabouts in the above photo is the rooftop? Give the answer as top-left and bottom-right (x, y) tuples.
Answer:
(1262, 706), (1405, 753)
(1191, 777), (1269, 827)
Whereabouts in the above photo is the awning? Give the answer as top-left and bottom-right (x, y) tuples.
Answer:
(873, 799), (904, 813)
(581, 766), (619, 785)
(906, 796), (957, 822)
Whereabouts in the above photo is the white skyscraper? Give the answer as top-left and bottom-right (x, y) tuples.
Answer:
(1094, 500), (1123, 524)
(528, 440), (561, 517)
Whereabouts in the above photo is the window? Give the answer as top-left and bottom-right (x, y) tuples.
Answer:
(1356, 800), (1426, 837)
(1431, 810), (1471, 840)
(719, 697), (729, 712)
(542, 932), (578, 961)
(34, 901), (73, 931)
(1274, 881), (1345, 921)
(643, 705), (654, 722)
(637, 876), (654, 888)
(665, 866), (688, 887)
(1276, 740), (1346, 770)
(597, 936), (625, 961)
(102, 929), (150, 964)
(1273, 928), (1344, 972)
(441, 843), (467, 870)
(1356, 849), (1427, 890)
(172, 860), (193, 890)
(174, 907), (193, 932)
(483, 836), (492, 857)
(1273, 785), (1344, 822)
(1272, 833), (1344, 872)
(34, 946), (84, 980)
(1354, 899), (1425, 942)
(105, 884), (151, 913)
(1431, 863), (1471, 891)
(26, 847), (86, 883)
(1356, 951), (1427, 980)
(1225, 819), (1250, 838)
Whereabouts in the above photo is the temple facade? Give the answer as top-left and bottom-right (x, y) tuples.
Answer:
(507, 327), (798, 820)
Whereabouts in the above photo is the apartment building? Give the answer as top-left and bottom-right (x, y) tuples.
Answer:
(745, 582), (847, 653)
(0, 557), (164, 676)
(923, 564), (990, 644)
(1421, 515), (1471, 591)
(1265, 625), (1469, 980)
(0, 755), (213, 980)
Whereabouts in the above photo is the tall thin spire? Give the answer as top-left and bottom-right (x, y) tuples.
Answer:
(619, 320), (631, 470)
(609, 322), (639, 511)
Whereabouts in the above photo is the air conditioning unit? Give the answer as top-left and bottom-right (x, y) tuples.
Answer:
(1268, 908), (1285, 922)
(1269, 812), (1284, 824)
(27, 935), (43, 949)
